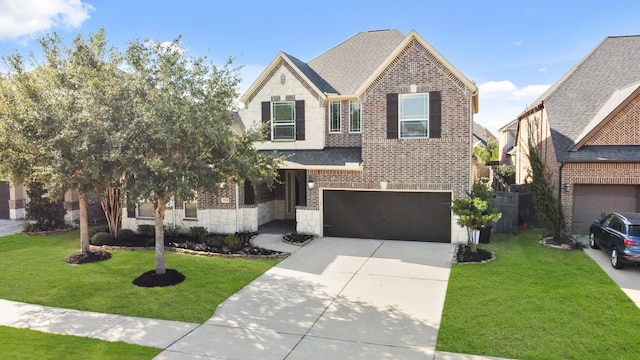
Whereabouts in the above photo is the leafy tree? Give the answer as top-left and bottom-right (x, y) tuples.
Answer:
(0, 30), (131, 255)
(452, 183), (502, 253)
(525, 121), (568, 242)
(122, 38), (280, 275)
(473, 138), (499, 164)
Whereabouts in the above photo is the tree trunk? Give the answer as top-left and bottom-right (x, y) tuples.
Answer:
(101, 187), (122, 238)
(79, 192), (90, 254)
(154, 198), (166, 275)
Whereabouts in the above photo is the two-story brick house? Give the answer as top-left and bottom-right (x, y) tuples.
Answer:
(123, 29), (478, 243)
(514, 36), (640, 233)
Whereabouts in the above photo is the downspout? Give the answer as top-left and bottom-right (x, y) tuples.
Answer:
(558, 162), (564, 199)
(172, 196), (176, 228)
(235, 183), (239, 233)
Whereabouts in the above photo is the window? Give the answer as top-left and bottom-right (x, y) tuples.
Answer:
(184, 201), (197, 219)
(329, 101), (341, 133)
(349, 101), (361, 133)
(137, 201), (154, 218)
(399, 93), (429, 138)
(272, 101), (295, 140)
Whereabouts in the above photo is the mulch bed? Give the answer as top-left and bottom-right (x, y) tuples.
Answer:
(133, 269), (185, 287)
(454, 244), (495, 264)
(65, 249), (112, 265)
(282, 233), (314, 246)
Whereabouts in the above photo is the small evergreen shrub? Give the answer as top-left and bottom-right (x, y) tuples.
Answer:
(189, 226), (208, 239)
(116, 229), (137, 243)
(223, 234), (242, 253)
(91, 232), (113, 246)
(137, 225), (155, 237)
(89, 225), (110, 238)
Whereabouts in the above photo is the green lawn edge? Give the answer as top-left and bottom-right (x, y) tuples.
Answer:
(437, 229), (640, 360)
(0, 326), (161, 359)
(0, 230), (279, 323)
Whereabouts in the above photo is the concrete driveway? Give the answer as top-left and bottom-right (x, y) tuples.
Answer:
(156, 236), (455, 359)
(583, 245), (640, 308)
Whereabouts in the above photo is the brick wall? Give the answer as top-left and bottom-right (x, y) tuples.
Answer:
(561, 162), (640, 227)
(586, 94), (640, 145)
(325, 100), (362, 147)
(359, 39), (472, 200)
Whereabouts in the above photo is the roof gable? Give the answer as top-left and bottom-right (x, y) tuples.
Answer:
(357, 30), (478, 113)
(240, 52), (326, 105)
(573, 82), (640, 149)
(520, 35), (640, 161)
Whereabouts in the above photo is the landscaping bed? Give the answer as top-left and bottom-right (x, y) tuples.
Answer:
(91, 226), (288, 260)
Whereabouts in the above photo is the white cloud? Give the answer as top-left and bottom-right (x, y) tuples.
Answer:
(538, 67), (547, 73)
(513, 40), (523, 46)
(0, 0), (93, 41)
(474, 80), (550, 134)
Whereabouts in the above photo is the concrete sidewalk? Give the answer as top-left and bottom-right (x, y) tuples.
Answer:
(0, 219), (24, 237)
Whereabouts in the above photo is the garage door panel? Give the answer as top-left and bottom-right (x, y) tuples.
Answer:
(323, 190), (451, 242)
(573, 185), (639, 233)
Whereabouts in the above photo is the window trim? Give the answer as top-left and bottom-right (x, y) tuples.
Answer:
(271, 101), (296, 141)
(349, 100), (361, 133)
(329, 101), (341, 133)
(399, 93), (429, 139)
(183, 201), (198, 220)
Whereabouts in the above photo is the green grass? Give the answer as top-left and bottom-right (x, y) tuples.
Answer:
(0, 230), (279, 323)
(0, 326), (161, 359)
(437, 228), (640, 360)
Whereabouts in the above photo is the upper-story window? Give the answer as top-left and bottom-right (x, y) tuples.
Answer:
(399, 93), (429, 139)
(349, 101), (361, 133)
(272, 101), (296, 141)
(262, 100), (305, 141)
(329, 101), (341, 133)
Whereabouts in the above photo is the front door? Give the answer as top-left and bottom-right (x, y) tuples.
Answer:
(285, 171), (296, 220)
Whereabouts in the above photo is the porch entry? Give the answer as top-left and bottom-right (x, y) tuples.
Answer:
(283, 169), (307, 220)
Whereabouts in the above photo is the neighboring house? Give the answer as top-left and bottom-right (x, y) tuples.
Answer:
(498, 119), (517, 165)
(123, 29), (479, 243)
(472, 121), (496, 182)
(514, 35), (640, 233)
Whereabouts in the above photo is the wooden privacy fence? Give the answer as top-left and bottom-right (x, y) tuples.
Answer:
(492, 191), (518, 234)
(491, 190), (537, 234)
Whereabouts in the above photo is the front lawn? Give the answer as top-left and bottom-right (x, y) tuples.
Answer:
(0, 230), (279, 323)
(437, 228), (640, 359)
(0, 326), (161, 359)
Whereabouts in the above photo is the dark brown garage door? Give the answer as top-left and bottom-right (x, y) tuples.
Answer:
(573, 185), (640, 233)
(0, 181), (10, 219)
(323, 190), (451, 242)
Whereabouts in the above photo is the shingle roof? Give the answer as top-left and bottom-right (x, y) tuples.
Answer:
(528, 36), (640, 162)
(260, 147), (362, 167)
(306, 29), (406, 95)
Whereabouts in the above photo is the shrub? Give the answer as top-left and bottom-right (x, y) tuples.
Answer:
(116, 229), (137, 243)
(137, 225), (155, 237)
(223, 234), (242, 253)
(205, 235), (225, 249)
(164, 224), (181, 238)
(189, 226), (208, 239)
(91, 232), (113, 246)
(25, 180), (67, 231)
(89, 225), (110, 238)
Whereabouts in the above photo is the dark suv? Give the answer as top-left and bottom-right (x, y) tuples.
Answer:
(589, 212), (640, 269)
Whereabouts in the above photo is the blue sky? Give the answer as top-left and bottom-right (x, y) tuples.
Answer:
(2, 0), (640, 134)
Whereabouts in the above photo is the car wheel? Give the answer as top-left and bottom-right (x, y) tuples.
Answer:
(589, 233), (598, 249)
(611, 248), (625, 269)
